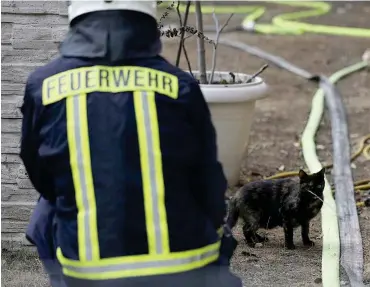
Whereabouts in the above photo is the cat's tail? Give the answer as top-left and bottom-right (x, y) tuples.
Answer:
(225, 196), (239, 229)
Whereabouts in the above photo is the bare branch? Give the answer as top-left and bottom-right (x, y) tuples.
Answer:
(176, 1), (183, 26)
(175, 1), (191, 68)
(220, 13), (234, 35)
(212, 9), (220, 35)
(175, 1), (184, 67)
(209, 12), (234, 84)
(183, 42), (194, 77)
(209, 9), (220, 84)
(174, 1), (193, 77)
(195, 1), (207, 84)
(160, 26), (214, 44)
(158, 1), (176, 30)
(245, 64), (269, 83)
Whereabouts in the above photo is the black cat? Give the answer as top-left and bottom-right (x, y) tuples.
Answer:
(226, 168), (325, 249)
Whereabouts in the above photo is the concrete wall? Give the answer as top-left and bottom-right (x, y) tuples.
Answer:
(1, 1), (69, 249)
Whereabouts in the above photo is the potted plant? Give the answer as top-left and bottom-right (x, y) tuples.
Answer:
(158, 1), (269, 186)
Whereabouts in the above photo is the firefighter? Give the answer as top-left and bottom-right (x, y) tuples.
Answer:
(20, 1), (242, 286)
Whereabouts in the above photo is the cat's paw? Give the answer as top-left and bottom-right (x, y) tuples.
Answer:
(285, 243), (296, 250)
(303, 240), (315, 247)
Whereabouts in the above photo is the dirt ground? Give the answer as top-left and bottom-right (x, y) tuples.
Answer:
(2, 2), (370, 287)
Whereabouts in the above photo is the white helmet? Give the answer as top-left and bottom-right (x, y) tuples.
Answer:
(68, 0), (157, 23)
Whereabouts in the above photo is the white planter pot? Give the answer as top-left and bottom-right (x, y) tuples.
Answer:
(193, 71), (269, 186)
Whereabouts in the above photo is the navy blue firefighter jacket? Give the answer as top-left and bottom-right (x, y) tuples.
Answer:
(20, 10), (227, 280)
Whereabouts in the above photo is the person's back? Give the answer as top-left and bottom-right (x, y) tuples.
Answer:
(20, 2), (241, 286)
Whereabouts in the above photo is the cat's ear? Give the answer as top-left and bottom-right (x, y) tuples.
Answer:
(298, 169), (308, 180)
(318, 167), (325, 175)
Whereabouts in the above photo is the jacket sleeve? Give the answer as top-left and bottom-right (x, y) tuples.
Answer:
(19, 79), (55, 202)
(187, 81), (228, 230)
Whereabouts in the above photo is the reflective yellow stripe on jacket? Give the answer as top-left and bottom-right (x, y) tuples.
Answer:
(42, 66), (221, 280)
(66, 93), (100, 262)
(134, 90), (170, 255)
(57, 242), (220, 280)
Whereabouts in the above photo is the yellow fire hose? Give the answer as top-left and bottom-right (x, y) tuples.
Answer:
(297, 61), (369, 287)
(176, 1), (370, 37)
(159, 1), (370, 286)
